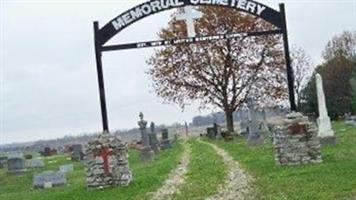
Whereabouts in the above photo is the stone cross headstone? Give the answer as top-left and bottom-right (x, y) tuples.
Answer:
(33, 171), (67, 189)
(160, 128), (171, 150)
(59, 164), (74, 173)
(316, 73), (335, 145)
(138, 112), (154, 161)
(247, 98), (265, 146)
(7, 156), (26, 173)
(149, 122), (160, 153)
(175, 6), (203, 37)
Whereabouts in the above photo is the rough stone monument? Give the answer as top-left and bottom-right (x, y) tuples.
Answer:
(316, 73), (336, 145)
(160, 128), (171, 150)
(138, 112), (155, 161)
(33, 171), (67, 189)
(247, 98), (265, 146)
(85, 132), (132, 190)
(149, 122), (160, 153)
(273, 112), (323, 166)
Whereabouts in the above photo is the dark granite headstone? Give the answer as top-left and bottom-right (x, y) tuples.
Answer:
(7, 156), (26, 173)
(161, 128), (171, 150)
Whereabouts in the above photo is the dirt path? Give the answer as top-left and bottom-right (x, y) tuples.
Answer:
(150, 141), (191, 200)
(198, 139), (256, 200)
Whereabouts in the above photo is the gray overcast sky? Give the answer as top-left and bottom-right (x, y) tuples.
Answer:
(1, 0), (355, 144)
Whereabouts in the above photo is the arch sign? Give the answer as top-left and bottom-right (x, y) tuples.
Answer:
(93, 0), (296, 132)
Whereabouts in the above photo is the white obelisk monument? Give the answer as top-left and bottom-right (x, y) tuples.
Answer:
(316, 73), (335, 144)
(175, 6), (203, 38)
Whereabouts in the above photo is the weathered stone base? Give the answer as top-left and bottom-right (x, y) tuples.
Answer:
(273, 112), (323, 166)
(140, 147), (155, 162)
(320, 136), (336, 146)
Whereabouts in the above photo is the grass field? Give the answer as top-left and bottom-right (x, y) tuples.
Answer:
(0, 142), (183, 200)
(210, 121), (356, 200)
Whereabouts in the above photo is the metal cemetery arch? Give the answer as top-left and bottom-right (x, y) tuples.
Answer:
(93, 0), (296, 132)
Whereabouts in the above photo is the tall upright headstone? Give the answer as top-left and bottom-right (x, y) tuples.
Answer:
(161, 128), (171, 150)
(247, 98), (265, 146)
(149, 122), (160, 153)
(138, 112), (155, 161)
(239, 109), (249, 138)
(316, 73), (335, 145)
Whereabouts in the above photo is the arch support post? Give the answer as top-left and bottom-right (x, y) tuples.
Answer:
(279, 3), (297, 112)
(94, 21), (109, 132)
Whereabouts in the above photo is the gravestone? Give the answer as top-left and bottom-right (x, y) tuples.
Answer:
(345, 113), (356, 127)
(71, 144), (84, 161)
(138, 113), (155, 161)
(85, 133), (132, 190)
(239, 109), (249, 138)
(247, 99), (265, 146)
(0, 156), (7, 169)
(25, 159), (45, 168)
(273, 112), (322, 166)
(206, 127), (216, 139)
(206, 123), (222, 139)
(59, 164), (74, 173)
(214, 123), (223, 139)
(7, 156), (26, 173)
(316, 73), (336, 145)
(149, 122), (160, 153)
(33, 171), (67, 189)
(161, 128), (171, 150)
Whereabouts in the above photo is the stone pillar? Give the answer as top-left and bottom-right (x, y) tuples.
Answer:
(273, 112), (322, 165)
(316, 73), (336, 145)
(160, 128), (171, 150)
(138, 112), (155, 161)
(247, 98), (264, 146)
(149, 122), (160, 153)
(85, 133), (132, 190)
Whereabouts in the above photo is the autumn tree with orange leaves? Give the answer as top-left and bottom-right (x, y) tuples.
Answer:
(148, 6), (288, 133)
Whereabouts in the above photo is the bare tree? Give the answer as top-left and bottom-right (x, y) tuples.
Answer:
(291, 46), (314, 109)
(322, 31), (356, 61)
(148, 7), (288, 132)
